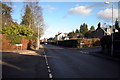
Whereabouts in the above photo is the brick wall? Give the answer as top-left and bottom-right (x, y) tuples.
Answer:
(1, 34), (29, 50)
(80, 38), (100, 47)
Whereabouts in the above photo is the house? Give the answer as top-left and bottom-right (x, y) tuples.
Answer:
(71, 33), (83, 39)
(55, 32), (69, 40)
(88, 23), (113, 38)
(41, 38), (48, 42)
(63, 33), (69, 40)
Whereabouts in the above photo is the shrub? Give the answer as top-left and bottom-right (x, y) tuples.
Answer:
(1, 25), (36, 45)
(6, 34), (22, 45)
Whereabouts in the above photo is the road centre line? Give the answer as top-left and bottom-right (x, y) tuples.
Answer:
(48, 69), (51, 73)
(79, 51), (89, 54)
(49, 73), (53, 79)
(43, 47), (53, 79)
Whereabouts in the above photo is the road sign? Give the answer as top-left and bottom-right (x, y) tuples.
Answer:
(16, 44), (23, 50)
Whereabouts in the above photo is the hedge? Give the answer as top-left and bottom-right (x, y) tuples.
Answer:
(48, 38), (100, 48)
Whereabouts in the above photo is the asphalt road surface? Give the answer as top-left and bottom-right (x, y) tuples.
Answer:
(43, 44), (120, 78)
(2, 50), (48, 78)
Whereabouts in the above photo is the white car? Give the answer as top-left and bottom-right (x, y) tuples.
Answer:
(45, 42), (47, 45)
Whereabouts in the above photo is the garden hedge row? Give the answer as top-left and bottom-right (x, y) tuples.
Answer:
(48, 38), (100, 48)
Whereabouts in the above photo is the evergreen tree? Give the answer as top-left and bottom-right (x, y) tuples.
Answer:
(90, 26), (95, 32)
(98, 22), (101, 28)
(21, 3), (44, 35)
(75, 29), (79, 33)
(80, 24), (83, 33)
(80, 23), (88, 36)
(21, 4), (35, 31)
(115, 18), (119, 29)
(1, 2), (13, 27)
(21, 2), (44, 49)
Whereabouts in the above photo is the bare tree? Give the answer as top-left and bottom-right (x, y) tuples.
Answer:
(26, 2), (44, 49)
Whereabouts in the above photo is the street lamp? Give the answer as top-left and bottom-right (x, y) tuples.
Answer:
(37, 24), (43, 50)
(104, 2), (114, 29)
(105, 2), (114, 56)
(37, 25), (40, 50)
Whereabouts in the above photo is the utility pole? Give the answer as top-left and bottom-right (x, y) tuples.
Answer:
(105, 2), (114, 56)
(37, 24), (42, 50)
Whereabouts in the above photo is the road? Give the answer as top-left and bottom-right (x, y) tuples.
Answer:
(43, 44), (120, 78)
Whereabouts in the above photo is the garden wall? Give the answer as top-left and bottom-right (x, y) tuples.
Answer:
(80, 38), (100, 47)
(57, 40), (78, 48)
(101, 33), (120, 57)
(1, 34), (29, 50)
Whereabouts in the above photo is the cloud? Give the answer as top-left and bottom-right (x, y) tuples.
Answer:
(42, 5), (56, 12)
(97, 8), (118, 22)
(64, 3), (112, 18)
(68, 6), (92, 16)
(87, 3), (109, 8)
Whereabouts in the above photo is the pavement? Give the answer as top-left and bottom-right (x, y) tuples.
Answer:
(1, 50), (41, 56)
(1, 46), (49, 79)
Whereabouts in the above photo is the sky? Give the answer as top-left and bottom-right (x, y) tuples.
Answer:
(10, 2), (119, 39)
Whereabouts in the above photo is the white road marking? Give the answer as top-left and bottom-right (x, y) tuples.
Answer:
(49, 73), (53, 78)
(43, 47), (53, 79)
(46, 63), (49, 66)
(47, 66), (50, 69)
(48, 69), (51, 73)
(79, 51), (89, 54)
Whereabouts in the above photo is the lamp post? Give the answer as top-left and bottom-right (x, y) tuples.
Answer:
(37, 25), (40, 50)
(105, 2), (114, 56)
(37, 24), (42, 50)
